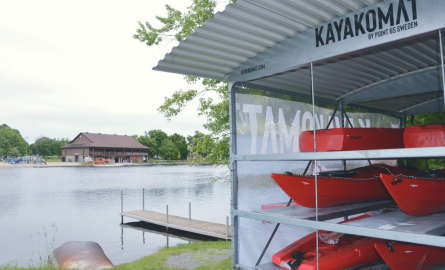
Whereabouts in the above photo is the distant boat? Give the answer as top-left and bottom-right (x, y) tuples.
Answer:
(271, 164), (417, 208)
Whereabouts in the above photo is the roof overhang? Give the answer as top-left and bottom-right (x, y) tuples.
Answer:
(154, 0), (445, 115)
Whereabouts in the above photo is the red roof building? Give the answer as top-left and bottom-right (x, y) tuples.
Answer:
(60, 132), (149, 163)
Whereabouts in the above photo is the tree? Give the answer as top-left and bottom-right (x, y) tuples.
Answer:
(0, 124), (28, 155)
(134, 0), (233, 164)
(9, 147), (21, 157)
(187, 130), (205, 146)
(169, 133), (189, 160)
(33, 137), (53, 157)
(147, 129), (168, 157)
(159, 139), (179, 161)
(52, 138), (70, 157)
(138, 136), (157, 157)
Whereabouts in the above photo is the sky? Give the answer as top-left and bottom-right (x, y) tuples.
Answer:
(0, 1), (229, 143)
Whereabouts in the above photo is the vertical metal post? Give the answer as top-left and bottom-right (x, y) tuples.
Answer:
(440, 30), (445, 111)
(311, 62), (319, 270)
(226, 216), (229, 239)
(121, 190), (123, 224)
(166, 205), (169, 232)
(229, 81), (239, 268)
(142, 188), (145, 210)
(402, 112), (406, 129)
(338, 100), (347, 170)
(189, 202), (191, 219)
(121, 225), (124, 249)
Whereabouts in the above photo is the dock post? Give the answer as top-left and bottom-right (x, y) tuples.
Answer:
(226, 216), (229, 238)
(121, 190), (123, 224)
(142, 188), (144, 210)
(166, 205), (169, 232)
(189, 202), (191, 219)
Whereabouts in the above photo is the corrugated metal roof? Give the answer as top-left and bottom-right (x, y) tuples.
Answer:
(153, 0), (385, 80)
(153, 0), (445, 115)
(61, 133), (149, 149)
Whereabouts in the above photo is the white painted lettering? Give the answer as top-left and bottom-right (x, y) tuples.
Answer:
(243, 104), (262, 154)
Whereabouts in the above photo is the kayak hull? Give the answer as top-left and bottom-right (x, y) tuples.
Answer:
(404, 124), (445, 148)
(380, 173), (445, 216)
(300, 128), (404, 152)
(271, 165), (416, 208)
(272, 215), (380, 270)
(375, 242), (445, 270)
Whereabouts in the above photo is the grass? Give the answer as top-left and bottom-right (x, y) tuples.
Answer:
(115, 241), (231, 270)
(45, 157), (61, 163)
(0, 241), (232, 270)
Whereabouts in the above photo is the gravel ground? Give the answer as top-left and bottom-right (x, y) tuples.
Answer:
(164, 249), (231, 269)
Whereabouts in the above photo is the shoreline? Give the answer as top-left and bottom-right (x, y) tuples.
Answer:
(0, 161), (214, 169)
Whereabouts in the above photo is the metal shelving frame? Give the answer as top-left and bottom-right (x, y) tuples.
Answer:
(228, 12), (445, 270)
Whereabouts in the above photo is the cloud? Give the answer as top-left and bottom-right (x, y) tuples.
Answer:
(0, 0), (220, 143)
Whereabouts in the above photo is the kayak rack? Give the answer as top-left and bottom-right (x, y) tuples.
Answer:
(257, 200), (396, 222)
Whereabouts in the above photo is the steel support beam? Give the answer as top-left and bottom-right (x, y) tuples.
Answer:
(342, 67), (442, 105)
(234, 209), (445, 248)
(234, 147), (445, 161)
(402, 97), (444, 115)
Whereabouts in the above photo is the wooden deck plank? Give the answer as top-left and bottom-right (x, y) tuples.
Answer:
(121, 210), (231, 240)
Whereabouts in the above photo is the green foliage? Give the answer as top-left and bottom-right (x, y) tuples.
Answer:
(187, 130), (205, 146)
(168, 133), (189, 160)
(411, 112), (445, 126)
(190, 134), (229, 165)
(159, 139), (180, 160)
(0, 124), (28, 156)
(32, 137), (53, 157)
(147, 129), (168, 157)
(133, 0), (218, 46)
(134, 0), (232, 165)
(138, 136), (157, 157)
(29, 137), (70, 157)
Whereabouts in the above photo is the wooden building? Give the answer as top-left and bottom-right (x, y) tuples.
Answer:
(60, 132), (149, 163)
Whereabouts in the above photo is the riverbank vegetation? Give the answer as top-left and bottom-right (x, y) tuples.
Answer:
(0, 123), (224, 163)
(0, 241), (231, 270)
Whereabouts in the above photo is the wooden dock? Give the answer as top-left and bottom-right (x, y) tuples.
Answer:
(120, 210), (232, 240)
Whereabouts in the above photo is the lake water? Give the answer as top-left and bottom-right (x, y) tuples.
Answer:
(0, 165), (230, 266)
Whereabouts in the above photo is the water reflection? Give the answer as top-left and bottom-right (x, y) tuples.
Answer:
(120, 221), (217, 249)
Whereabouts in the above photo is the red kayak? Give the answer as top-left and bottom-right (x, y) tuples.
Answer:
(271, 164), (417, 208)
(299, 128), (404, 152)
(375, 241), (445, 270)
(272, 215), (382, 270)
(404, 124), (445, 148)
(380, 170), (445, 216)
